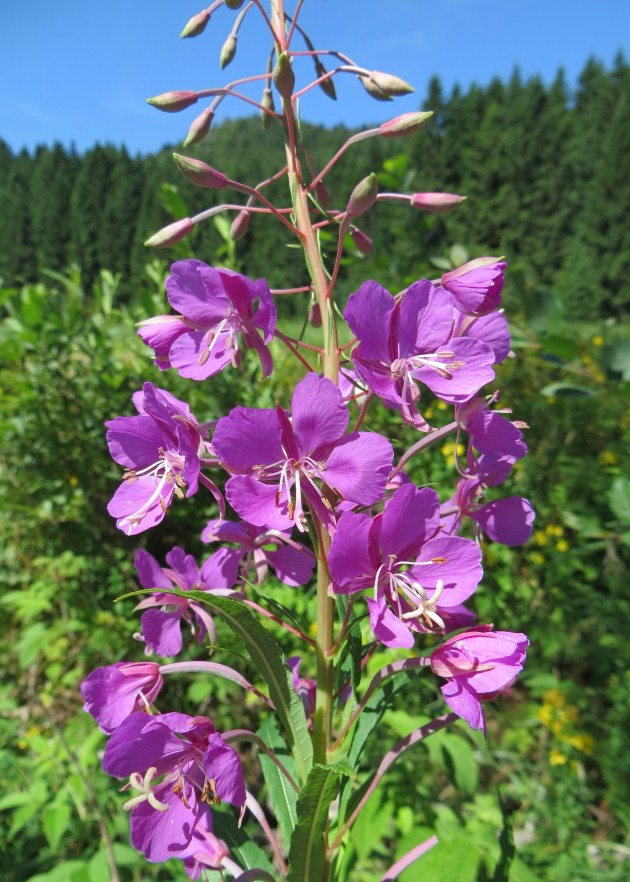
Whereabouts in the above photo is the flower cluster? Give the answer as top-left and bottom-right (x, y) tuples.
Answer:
(83, 8), (535, 874)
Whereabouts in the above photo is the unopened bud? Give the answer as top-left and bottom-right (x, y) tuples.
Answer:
(145, 218), (194, 248)
(315, 60), (337, 100)
(411, 192), (467, 213)
(350, 226), (374, 256)
(368, 70), (414, 97)
(230, 210), (250, 241)
(224, 0), (245, 9)
(359, 75), (392, 102)
(309, 303), (322, 327)
(220, 33), (237, 69)
(273, 52), (295, 99)
(379, 111), (433, 138)
(183, 106), (215, 146)
(314, 180), (331, 209)
(147, 91), (198, 113)
(260, 87), (275, 128)
(173, 153), (228, 189)
(346, 173), (378, 219)
(180, 9), (210, 38)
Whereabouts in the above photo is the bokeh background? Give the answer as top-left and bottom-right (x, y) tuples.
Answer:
(1, 1), (629, 880)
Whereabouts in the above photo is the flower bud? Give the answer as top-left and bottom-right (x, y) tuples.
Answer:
(173, 153), (228, 189)
(220, 33), (237, 69)
(350, 226), (374, 256)
(315, 60), (337, 100)
(309, 303), (322, 327)
(441, 256), (507, 315)
(145, 217), (194, 248)
(146, 90), (198, 113)
(368, 70), (414, 97)
(183, 106), (215, 146)
(230, 210), (250, 241)
(314, 180), (331, 209)
(224, 0), (245, 8)
(346, 173), (378, 219)
(359, 75), (392, 102)
(180, 9), (210, 38)
(379, 111), (433, 138)
(411, 192), (467, 213)
(273, 52), (295, 99)
(260, 87), (275, 128)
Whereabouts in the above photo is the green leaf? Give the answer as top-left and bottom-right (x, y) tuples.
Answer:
(212, 810), (275, 874)
(257, 716), (299, 849)
(287, 763), (353, 882)
(42, 802), (72, 851)
(441, 733), (479, 797)
(508, 857), (541, 882)
(607, 340), (630, 380)
(147, 590), (313, 780)
(540, 335), (578, 360)
(400, 829), (480, 882)
(608, 476), (630, 524)
(491, 792), (515, 882)
(26, 862), (88, 882)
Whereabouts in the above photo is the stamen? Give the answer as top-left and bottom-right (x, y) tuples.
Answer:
(121, 767), (169, 813)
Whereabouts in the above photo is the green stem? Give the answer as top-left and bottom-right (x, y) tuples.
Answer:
(269, 3), (338, 878)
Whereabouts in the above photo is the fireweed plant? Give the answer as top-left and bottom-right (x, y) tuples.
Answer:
(81, 2), (535, 879)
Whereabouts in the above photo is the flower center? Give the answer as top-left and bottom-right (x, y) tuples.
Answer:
(254, 453), (327, 532)
(120, 448), (186, 534)
(374, 555), (447, 631)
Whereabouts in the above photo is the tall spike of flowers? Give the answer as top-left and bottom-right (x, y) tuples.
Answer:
(82, 2), (535, 877)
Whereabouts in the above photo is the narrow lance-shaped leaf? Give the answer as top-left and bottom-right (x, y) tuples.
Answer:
(119, 588), (313, 781)
(287, 762), (353, 882)
(257, 717), (298, 849)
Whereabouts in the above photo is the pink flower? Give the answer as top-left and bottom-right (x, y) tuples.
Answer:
(441, 257), (506, 316)
(431, 625), (528, 732)
(81, 662), (163, 733)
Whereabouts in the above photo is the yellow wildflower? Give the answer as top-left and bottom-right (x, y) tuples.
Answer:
(550, 749), (568, 766)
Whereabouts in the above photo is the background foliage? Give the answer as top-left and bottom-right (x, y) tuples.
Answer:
(1, 55), (629, 881)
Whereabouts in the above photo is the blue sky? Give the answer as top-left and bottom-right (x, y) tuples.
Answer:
(2, 0), (629, 154)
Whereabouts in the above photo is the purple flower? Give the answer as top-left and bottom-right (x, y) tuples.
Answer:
(103, 712), (245, 864)
(328, 484), (483, 648)
(138, 259), (276, 379)
(444, 452), (535, 547)
(441, 257), (506, 316)
(454, 310), (511, 365)
(201, 518), (315, 587)
(106, 383), (214, 535)
(458, 397), (528, 461)
(212, 372), (393, 532)
(431, 625), (528, 732)
(287, 656), (316, 722)
(81, 662), (163, 733)
(344, 280), (495, 430)
(177, 806), (229, 878)
(134, 547), (236, 656)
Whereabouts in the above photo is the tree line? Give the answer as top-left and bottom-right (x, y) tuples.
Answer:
(1, 54), (629, 320)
